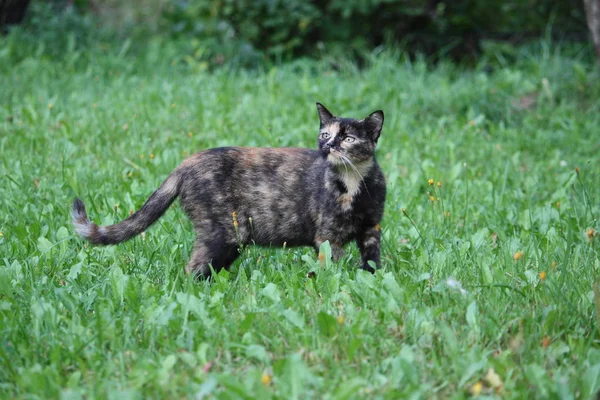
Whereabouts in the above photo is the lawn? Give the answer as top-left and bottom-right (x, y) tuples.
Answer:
(1, 32), (600, 398)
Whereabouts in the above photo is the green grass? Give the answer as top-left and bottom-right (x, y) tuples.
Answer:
(1, 31), (600, 398)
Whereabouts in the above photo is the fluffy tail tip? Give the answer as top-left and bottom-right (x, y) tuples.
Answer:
(71, 197), (92, 239)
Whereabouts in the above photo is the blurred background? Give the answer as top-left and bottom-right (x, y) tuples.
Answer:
(1, 0), (598, 69)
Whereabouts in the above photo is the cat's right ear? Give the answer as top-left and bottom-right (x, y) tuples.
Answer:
(316, 103), (334, 126)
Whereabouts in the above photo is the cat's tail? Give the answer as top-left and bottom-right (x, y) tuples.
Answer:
(71, 171), (182, 245)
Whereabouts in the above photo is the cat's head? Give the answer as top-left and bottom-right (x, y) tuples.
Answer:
(316, 103), (384, 166)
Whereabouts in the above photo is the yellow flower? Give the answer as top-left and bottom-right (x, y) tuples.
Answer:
(513, 251), (524, 261)
(149, 153), (155, 160)
(587, 228), (596, 241)
(437, 181), (442, 188)
(336, 315), (345, 325)
(188, 132), (193, 138)
(48, 103), (54, 109)
(551, 261), (557, 270)
(429, 196), (435, 202)
(470, 381), (483, 396)
(539, 271), (546, 281)
(183, 150), (189, 156)
(261, 373), (272, 386)
(428, 178), (434, 186)
(0, 232), (4, 237)
(375, 224), (381, 231)
(555, 201), (560, 209)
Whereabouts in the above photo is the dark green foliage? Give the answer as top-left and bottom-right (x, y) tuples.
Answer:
(163, 0), (587, 65)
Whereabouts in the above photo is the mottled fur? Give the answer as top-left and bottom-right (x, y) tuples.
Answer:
(72, 103), (386, 277)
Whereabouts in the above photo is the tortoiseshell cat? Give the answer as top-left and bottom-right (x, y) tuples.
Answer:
(72, 103), (386, 277)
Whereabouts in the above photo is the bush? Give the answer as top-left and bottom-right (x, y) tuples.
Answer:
(162, 0), (588, 65)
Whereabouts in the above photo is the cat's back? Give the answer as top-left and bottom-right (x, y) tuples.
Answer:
(181, 146), (319, 176)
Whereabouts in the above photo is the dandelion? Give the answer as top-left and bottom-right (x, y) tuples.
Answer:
(470, 381), (483, 396)
(149, 153), (155, 160)
(587, 228), (595, 241)
(513, 251), (524, 261)
(429, 196), (436, 202)
(555, 201), (560, 209)
(539, 271), (546, 281)
(48, 103), (54, 110)
(260, 373), (272, 386)
(232, 211), (238, 229)
(437, 181), (442, 188)
(336, 315), (345, 325)
(188, 132), (193, 138)
(428, 178), (434, 186)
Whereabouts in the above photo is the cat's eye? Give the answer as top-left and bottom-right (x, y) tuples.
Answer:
(321, 132), (331, 139)
(344, 136), (355, 143)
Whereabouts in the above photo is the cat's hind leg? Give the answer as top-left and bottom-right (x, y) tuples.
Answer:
(185, 238), (239, 279)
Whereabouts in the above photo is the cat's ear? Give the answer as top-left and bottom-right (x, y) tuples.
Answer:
(316, 102), (335, 126)
(365, 110), (384, 142)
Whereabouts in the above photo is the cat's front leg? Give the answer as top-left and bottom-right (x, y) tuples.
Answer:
(356, 224), (381, 273)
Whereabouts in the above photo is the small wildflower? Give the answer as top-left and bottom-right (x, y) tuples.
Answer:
(129, 209), (133, 216)
(559, 160), (567, 167)
(437, 181), (442, 188)
(188, 132), (193, 138)
(555, 201), (560, 209)
(202, 361), (213, 373)
(513, 251), (524, 261)
(539, 271), (546, 281)
(429, 196), (436, 202)
(0, 232), (4, 237)
(401, 208), (407, 216)
(551, 261), (557, 270)
(443, 211), (451, 218)
(587, 228), (595, 241)
(575, 167), (580, 174)
(470, 381), (483, 396)
(149, 153), (155, 160)
(428, 178), (434, 186)
(113, 203), (119, 210)
(336, 315), (345, 325)
(541, 336), (551, 348)
(261, 373), (272, 386)
(141, 232), (146, 241)
(48, 103), (54, 110)
(183, 150), (188, 156)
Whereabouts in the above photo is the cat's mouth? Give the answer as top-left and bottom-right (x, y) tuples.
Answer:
(326, 149), (345, 165)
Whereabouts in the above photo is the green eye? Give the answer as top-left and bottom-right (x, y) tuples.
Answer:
(321, 132), (331, 139)
(344, 136), (355, 143)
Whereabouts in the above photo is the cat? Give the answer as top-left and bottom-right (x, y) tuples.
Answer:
(72, 103), (386, 278)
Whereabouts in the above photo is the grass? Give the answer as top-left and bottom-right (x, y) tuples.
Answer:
(1, 28), (600, 398)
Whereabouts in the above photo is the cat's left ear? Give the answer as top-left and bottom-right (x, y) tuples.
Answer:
(365, 110), (384, 142)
